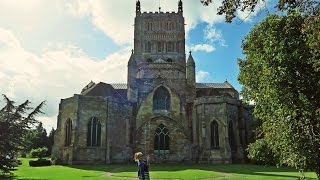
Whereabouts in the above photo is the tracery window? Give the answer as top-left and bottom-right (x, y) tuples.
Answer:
(153, 86), (170, 110)
(65, 118), (72, 147)
(87, 117), (101, 147)
(210, 121), (219, 149)
(154, 124), (169, 150)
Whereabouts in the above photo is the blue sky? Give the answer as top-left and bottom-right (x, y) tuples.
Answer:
(0, 0), (271, 132)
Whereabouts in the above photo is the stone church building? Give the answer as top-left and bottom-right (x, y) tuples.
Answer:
(52, 0), (255, 164)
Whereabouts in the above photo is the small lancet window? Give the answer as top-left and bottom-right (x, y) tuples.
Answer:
(146, 42), (152, 52)
(158, 42), (162, 52)
(87, 117), (101, 147)
(210, 121), (219, 149)
(229, 122), (237, 151)
(65, 118), (72, 147)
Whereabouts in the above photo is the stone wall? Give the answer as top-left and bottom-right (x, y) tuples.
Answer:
(192, 96), (254, 163)
(52, 95), (79, 164)
(52, 95), (132, 164)
(134, 85), (191, 162)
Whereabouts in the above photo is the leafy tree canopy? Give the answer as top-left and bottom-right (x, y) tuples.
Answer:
(22, 122), (48, 155)
(238, 13), (320, 178)
(0, 95), (45, 173)
(200, 0), (319, 22)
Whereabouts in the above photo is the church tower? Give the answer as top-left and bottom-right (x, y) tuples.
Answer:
(128, 0), (195, 162)
(127, 0), (189, 103)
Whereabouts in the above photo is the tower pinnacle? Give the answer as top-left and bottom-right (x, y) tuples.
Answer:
(136, 0), (141, 13)
(178, 0), (183, 12)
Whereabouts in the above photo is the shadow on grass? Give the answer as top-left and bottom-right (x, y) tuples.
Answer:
(0, 174), (48, 180)
(65, 163), (315, 179)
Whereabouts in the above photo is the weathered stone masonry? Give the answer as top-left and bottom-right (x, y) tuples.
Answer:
(52, 0), (255, 164)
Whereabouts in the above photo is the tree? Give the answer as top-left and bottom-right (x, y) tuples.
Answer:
(21, 122), (48, 157)
(47, 128), (55, 156)
(29, 147), (48, 159)
(0, 95), (45, 173)
(200, 0), (319, 22)
(238, 13), (320, 178)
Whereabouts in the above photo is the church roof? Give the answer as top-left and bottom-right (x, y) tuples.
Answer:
(196, 82), (234, 89)
(81, 82), (127, 100)
(85, 82), (234, 90)
(111, 83), (127, 89)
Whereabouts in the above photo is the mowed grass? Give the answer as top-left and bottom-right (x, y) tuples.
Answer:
(6, 158), (317, 179)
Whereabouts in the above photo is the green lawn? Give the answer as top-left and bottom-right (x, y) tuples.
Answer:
(3, 158), (317, 179)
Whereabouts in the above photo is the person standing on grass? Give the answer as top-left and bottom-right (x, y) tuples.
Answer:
(134, 152), (150, 180)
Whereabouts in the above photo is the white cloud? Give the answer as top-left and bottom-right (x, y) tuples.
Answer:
(204, 24), (227, 47)
(190, 44), (215, 53)
(64, 0), (91, 17)
(0, 28), (129, 131)
(64, 0), (225, 45)
(196, 70), (210, 82)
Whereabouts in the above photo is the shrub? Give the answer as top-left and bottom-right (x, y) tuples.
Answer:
(247, 138), (279, 165)
(29, 159), (52, 167)
(29, 147), (48, 159)
(18, 151), (27, 158)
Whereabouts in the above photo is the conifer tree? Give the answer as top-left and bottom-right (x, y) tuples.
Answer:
(0, 95), (45, 173)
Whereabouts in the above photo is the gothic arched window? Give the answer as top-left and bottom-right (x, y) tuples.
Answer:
(210, 121), (219, 149)
(153, 86), (170, 110)
(65, 118), (72, 147)
(87, 117), (101, 147)
(154, 124), (169, 150)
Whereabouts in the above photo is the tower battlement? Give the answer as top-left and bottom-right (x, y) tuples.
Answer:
(142, 11), (179, 14)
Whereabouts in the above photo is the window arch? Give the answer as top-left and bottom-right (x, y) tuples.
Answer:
(153, 86), (170, 110)
(87, 117), (101, 147)
(154, 124), (169, 150)
(65, 118), (72, 147)
(210, 121), (219, 149)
